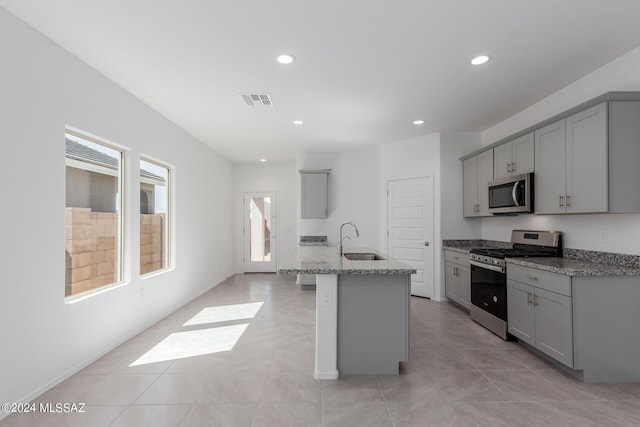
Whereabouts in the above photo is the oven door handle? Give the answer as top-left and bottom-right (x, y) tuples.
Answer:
(470, 259), (505, 274)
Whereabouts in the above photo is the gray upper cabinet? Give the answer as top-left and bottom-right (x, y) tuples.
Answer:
(534, 119), (567, 214)
(565, 103), (608, 213)
(462, 93), (640, 218)
(300, 170), (330, 219)
(535, 103), (608, 214)
(463, 149), (493, 217)
(493, 132), (534, 180)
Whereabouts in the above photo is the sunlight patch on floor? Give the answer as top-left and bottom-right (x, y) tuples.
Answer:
(129, 323), (249, 366)
(183, 301), (264, 326)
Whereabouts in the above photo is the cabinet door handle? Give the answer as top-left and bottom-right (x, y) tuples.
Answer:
(565, 194), (571, 207)
(527, 292), (533, 305)
(533, 294), (539, 307)
(526, 274), (538, 281)
(511, 162), (515, 172)
(507, 162), (512, 173)
(559, 195), (565, 208)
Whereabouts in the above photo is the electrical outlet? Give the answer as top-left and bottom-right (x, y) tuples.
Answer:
(321, 290), (333, 306)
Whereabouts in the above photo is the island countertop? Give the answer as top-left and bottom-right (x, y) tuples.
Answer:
(278, 246), (416, 275)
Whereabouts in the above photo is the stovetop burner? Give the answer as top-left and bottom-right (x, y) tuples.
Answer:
(469, 247), (557, 259)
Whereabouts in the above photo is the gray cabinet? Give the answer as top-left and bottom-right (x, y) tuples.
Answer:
(300, 170), (330, 219)
(444, 250), (470, 310)
(507, 264), (573, 368)
(535, 102), (609, 214)
(493, 132), (534, 179)
(463, 149), (493, 217)
(337, 274), (410, 375)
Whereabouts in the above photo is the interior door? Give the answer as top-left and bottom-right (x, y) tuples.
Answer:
(387, 177), (434, 298)
(243, 193), (277, 273)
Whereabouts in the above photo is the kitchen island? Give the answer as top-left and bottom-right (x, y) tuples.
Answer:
(278, 246), (416, 379)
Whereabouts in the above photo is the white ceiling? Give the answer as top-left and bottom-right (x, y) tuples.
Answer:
(3, 1), (640, 163)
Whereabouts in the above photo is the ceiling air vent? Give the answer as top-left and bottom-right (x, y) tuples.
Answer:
(240, 93), (273, 107)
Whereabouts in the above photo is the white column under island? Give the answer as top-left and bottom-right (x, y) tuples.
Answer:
(278, 246), (416, 379)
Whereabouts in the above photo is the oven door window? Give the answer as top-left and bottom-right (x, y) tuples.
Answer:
(471, 264), (507, 321)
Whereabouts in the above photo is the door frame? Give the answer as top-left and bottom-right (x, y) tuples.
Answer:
(243, 192), (278, 273)
(385, 175), (435, 298)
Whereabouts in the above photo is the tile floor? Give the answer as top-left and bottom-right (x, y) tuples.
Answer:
(2, 273), (640, 426)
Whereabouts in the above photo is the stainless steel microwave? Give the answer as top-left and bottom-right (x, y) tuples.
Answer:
(488, 173), (533, 214)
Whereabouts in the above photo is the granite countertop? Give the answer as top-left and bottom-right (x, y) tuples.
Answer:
(442, 239), (512, 254)
(278, 246), (416, 275)
(506, 257), (640, 277)
(298, 235), (328, 246)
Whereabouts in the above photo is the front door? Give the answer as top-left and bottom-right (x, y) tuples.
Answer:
(243, 193), (277, 273)
(387, 177), (434, 298)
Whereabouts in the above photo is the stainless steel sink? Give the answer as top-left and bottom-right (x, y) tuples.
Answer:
(343, 253), (385, 261)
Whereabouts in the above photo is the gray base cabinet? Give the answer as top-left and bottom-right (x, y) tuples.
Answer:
(507, 265), (573, 368)
(444, 250), (470, 310)
(337, 274), (410, 375)
(508, 263), (640, 382)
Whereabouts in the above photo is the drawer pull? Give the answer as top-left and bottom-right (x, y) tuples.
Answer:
(526, 274), (538, 281)
(527, 292), (533, 305)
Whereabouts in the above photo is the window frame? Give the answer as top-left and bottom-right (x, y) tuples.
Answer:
(64, 127), (126, 301)
(139, 155), (173, 277)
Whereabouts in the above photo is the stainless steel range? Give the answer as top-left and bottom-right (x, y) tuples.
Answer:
(469, 230), (562, 340)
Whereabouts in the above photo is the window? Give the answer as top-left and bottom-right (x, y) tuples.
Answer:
(65, 131), (122, 297)
(140, 158), (170, 275)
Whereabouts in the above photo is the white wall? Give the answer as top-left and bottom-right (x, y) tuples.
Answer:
(478, 46), (640, 255)
(0, 8), (234, 407)
(297, 150), (379, 248)
(439, 132), (482, 240)
(378, 134), (444, 298)
(233, 162), (297, 272)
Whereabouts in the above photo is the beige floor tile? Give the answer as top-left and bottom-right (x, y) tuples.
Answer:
(259, 370), (322, 403)
(429, 370), (509, 402)
(482, 370), (575, 402)
(321, 375), (384, 404)
(378, 372), (441, 402)
(0, 405), (125, 427)
(458, 348), (531, 371)
(133, 373), (210, 404)
(198, 369), (267, 403)
(10, 275), (640, 427)
(109, 404), (191, 427)
(252, 402), (322, 427)
(322, 401), (393, 427)
(180, 402), (256, 427)
(75, 373), (159, 405)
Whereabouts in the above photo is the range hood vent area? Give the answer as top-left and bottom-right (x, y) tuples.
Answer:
(240, 93), (273, 106)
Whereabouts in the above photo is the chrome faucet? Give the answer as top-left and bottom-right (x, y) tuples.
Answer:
(339, 222), (360, 256)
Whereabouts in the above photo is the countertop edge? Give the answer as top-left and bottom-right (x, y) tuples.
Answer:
(506, 258), (640, 277)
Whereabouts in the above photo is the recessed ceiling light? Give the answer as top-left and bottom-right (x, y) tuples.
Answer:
(413, 120), (425, 125)
(259, 158), (267, 163)
(293, 120), (304, 125)
(276, 54), (295, 64)
(471, 55), (490, 65)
